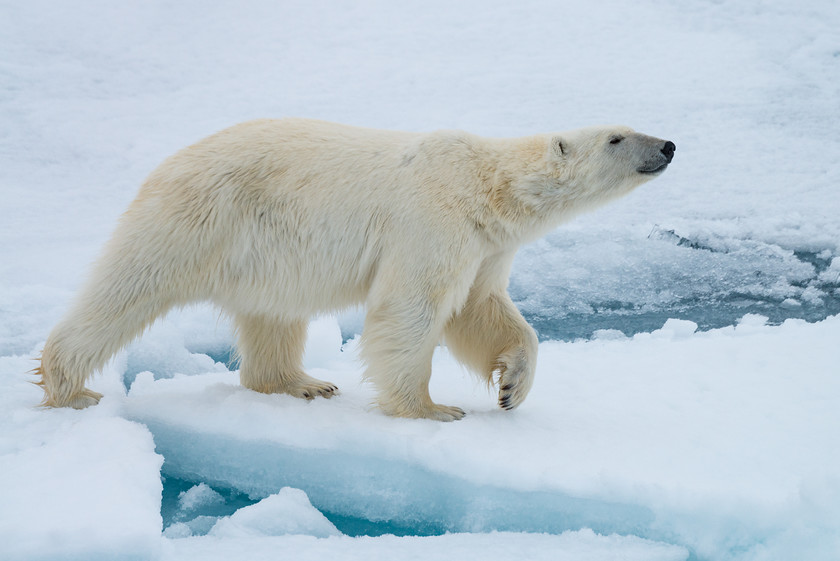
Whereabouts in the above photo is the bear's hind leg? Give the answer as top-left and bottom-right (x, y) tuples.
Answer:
(235, 315), (338, 399)
(37, 259), (178, 408)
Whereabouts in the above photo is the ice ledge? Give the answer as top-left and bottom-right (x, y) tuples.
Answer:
(123, 314), (840, 560)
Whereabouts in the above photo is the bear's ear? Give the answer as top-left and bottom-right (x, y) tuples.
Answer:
(551, 136), (566, 157)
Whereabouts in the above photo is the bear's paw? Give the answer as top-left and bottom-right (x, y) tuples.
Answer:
(496, 347), (534, 411)
(285, 375), (339, 400)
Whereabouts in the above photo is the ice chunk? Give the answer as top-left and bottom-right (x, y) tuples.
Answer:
(209, 488), (341, 538)
(163, 522), (194, 539)
(736, 314), (769, 327)
(801, 286), (825, 306)
(179, 483), (225, 513)
(651, 318), (698, 339)
(819, 257), (840, 284)
(591, 329), (627, 341)
(164, 516), (219, 538)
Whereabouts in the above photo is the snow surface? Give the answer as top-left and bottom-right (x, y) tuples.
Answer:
(1, 0), (839, 560)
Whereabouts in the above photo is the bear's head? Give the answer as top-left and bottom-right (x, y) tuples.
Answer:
(537, 125), (675, 211)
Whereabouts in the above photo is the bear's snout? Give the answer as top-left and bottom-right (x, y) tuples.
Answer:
(661, 141), (676, 163)
(636, 138), (675, 175)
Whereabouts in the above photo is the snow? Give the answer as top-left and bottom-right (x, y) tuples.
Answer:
(0, 363), (163, 561)
(1, 0), (839, 560)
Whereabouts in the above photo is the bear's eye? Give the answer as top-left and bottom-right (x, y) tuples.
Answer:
(609, 136), (624, 145)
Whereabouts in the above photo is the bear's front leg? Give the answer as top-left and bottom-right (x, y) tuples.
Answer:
(445, 290), (538, 411)
(360, 293), (466, 422)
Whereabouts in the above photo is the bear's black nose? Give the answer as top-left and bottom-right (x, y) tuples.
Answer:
(661, 141), (676, 163)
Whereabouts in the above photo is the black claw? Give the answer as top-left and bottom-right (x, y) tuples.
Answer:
(303, 392), (311, 399)
(500, 384), (513, 391)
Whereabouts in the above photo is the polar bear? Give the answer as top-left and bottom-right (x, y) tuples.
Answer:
(36, 118), (674, 420)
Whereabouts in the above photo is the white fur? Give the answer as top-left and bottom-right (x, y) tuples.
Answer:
(36, 118), (671, 420)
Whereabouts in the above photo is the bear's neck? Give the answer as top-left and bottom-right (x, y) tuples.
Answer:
(478, 135), (574, 247)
